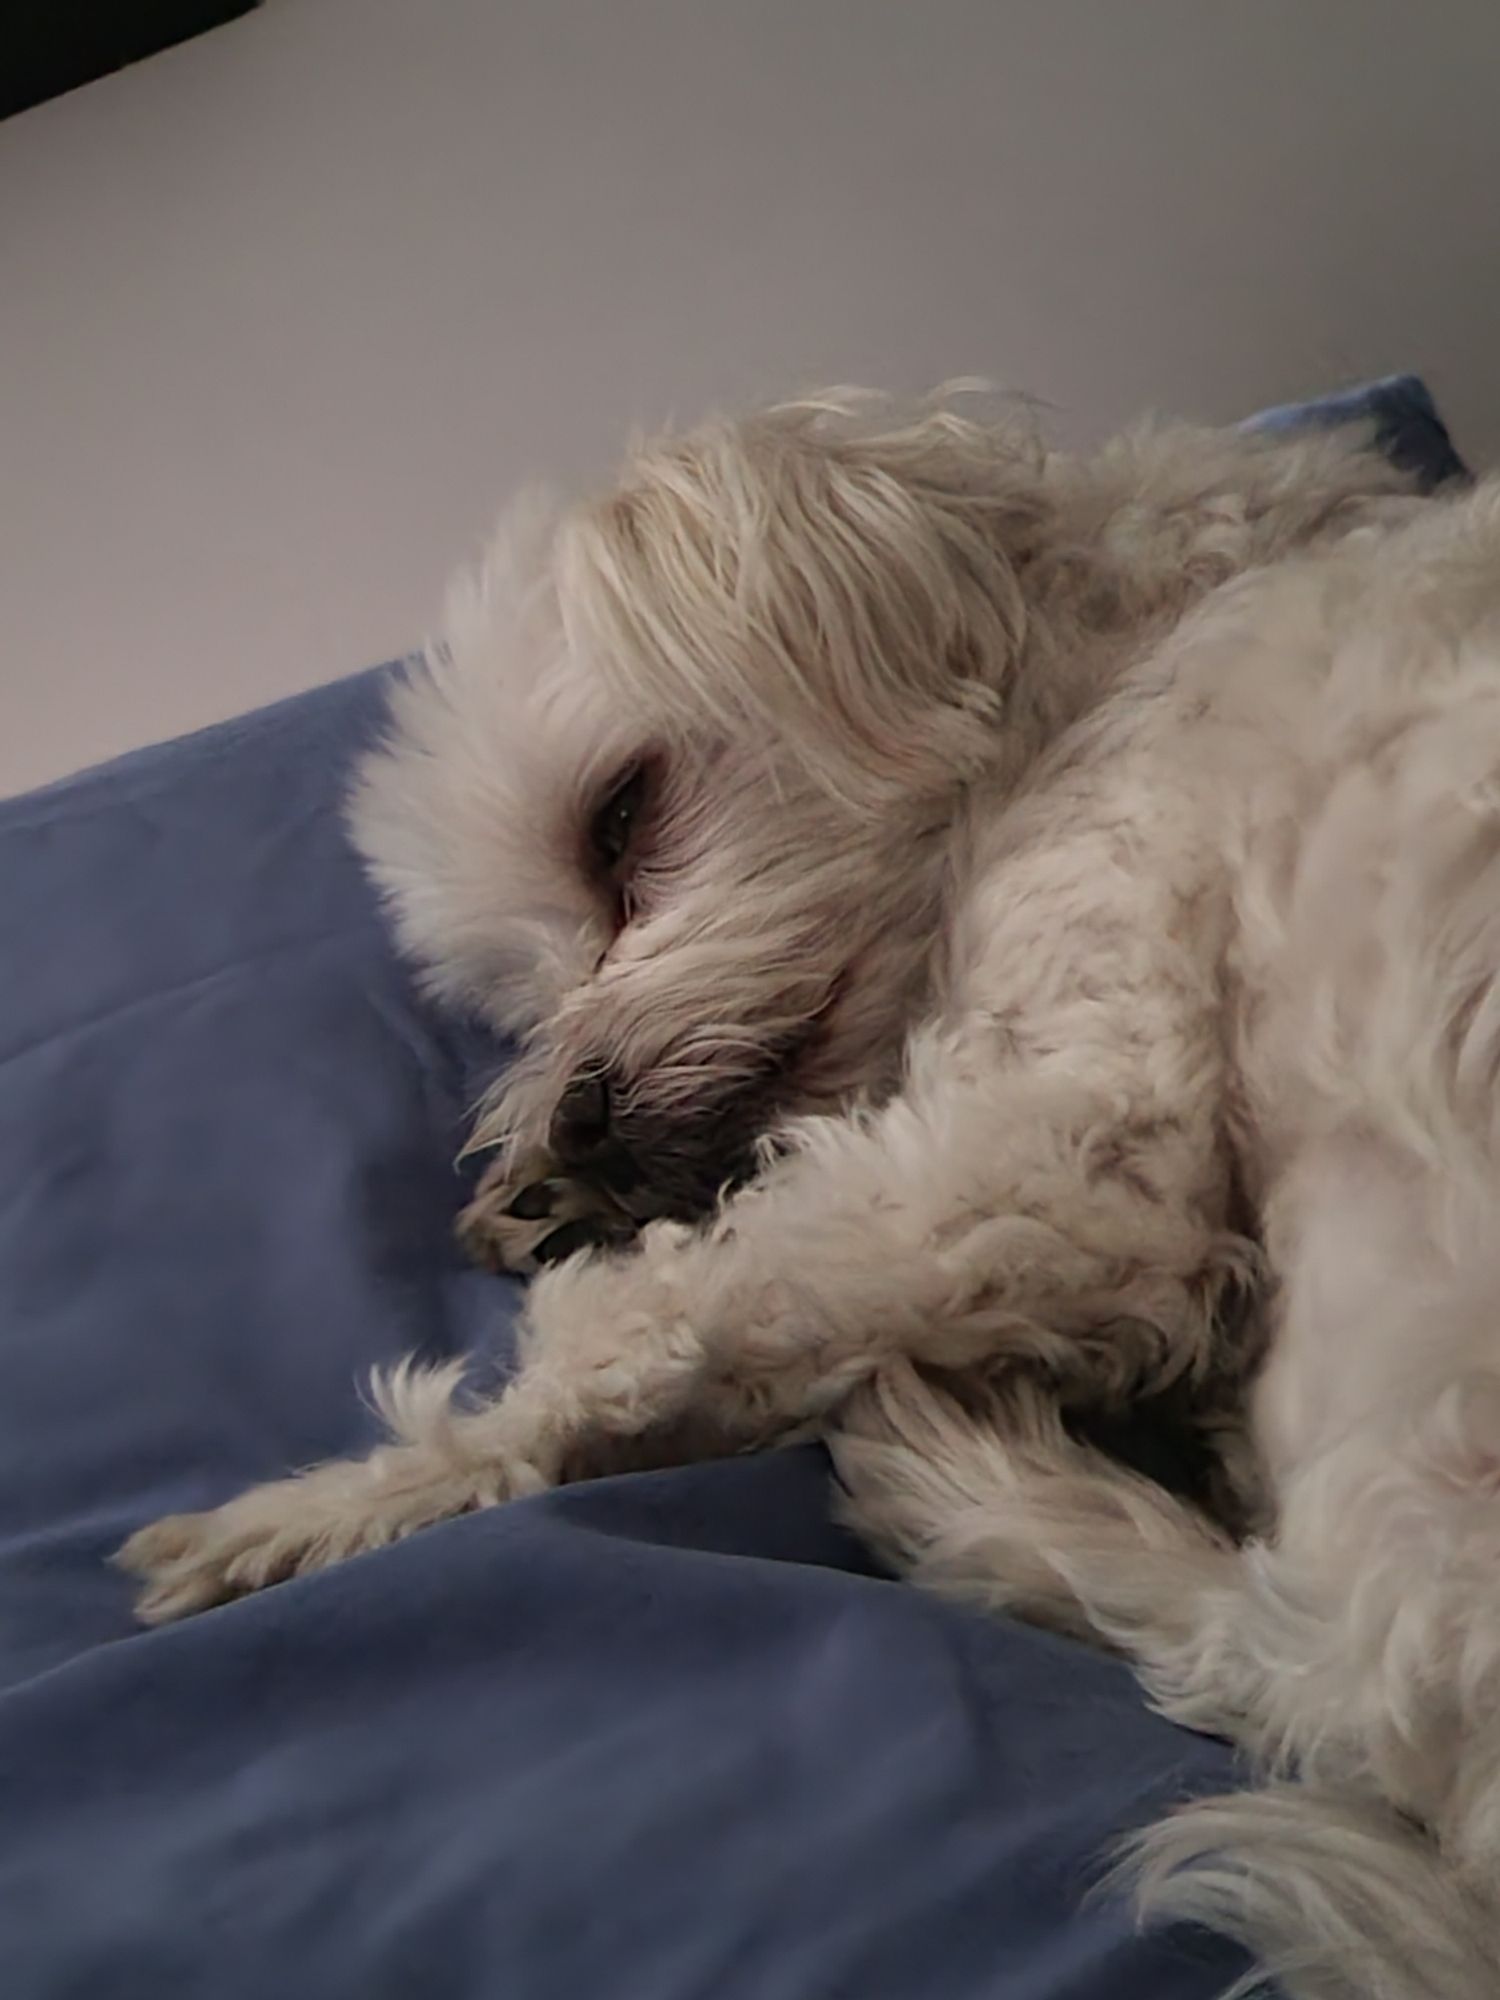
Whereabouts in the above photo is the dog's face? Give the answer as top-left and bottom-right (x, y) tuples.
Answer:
(351, 396), (1043, 1263)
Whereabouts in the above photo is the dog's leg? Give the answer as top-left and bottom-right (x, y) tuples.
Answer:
(828, 1133), (1500, 1817)
(830, 1361), (1253, 1724)
(831, 1318), (1500, 2000)
(121, 999), (1241, 1622)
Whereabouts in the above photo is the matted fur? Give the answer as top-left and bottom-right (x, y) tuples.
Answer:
(117, 387), (1500, 1993)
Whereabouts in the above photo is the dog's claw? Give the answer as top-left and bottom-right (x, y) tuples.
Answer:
(533, 1217), (625, 1266)
(459, 1159), (640, 1275)
(506, 1180), (558, 1221)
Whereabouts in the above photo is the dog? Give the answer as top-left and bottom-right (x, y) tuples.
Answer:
(119, 387), (1500, 1995)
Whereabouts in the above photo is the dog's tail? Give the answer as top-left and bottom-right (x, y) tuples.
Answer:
(831, 1362), (1498, 1999)
(1123, 1781), (1497, 2000)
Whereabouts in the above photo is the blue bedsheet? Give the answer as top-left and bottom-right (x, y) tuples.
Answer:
(0, 381), (1463, 2000)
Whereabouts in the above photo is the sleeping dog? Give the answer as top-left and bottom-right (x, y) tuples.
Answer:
(123, 387), (1500, 1995)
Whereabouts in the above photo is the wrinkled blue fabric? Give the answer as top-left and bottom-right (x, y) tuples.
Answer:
(1243, 370), (1467, 488)
(0, 383), (1458, 1999)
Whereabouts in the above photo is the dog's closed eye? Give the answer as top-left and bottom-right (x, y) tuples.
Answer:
(586, 759), (658, 934)
(589, 761), (649, 872)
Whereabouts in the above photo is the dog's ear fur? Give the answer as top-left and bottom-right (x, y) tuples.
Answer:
(553, 391), (1054, 808)
(347, 491), (638, 1029)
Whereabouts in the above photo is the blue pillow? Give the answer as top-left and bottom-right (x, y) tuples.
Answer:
(1244, 371), (1467, 488)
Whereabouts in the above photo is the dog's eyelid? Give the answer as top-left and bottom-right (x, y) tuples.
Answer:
(586, 759), (653, 876)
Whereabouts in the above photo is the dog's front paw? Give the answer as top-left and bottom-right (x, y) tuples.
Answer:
(458, 1156), (637, 1275)
(116, 1444), (526, 1623)
(117, 1500), (295, 1624)
(117, 1463), (393, 1623)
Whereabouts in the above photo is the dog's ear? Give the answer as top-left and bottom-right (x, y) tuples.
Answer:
(347, 489), (638, 1030)
(554, 393), (1053, 809)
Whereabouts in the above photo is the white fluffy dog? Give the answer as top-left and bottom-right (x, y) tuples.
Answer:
(122, 388), (1500, 1994)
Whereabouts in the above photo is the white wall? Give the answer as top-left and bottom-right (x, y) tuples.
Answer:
(3, 0), (1498, 794)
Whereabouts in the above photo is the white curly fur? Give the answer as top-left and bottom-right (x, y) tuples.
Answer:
(117, 385), (1500, 1993)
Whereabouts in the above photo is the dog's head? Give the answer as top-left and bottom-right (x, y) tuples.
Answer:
(350, 392), (1052, 1246)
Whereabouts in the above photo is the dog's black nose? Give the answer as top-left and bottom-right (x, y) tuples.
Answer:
(549, 1071), (613, 1163)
